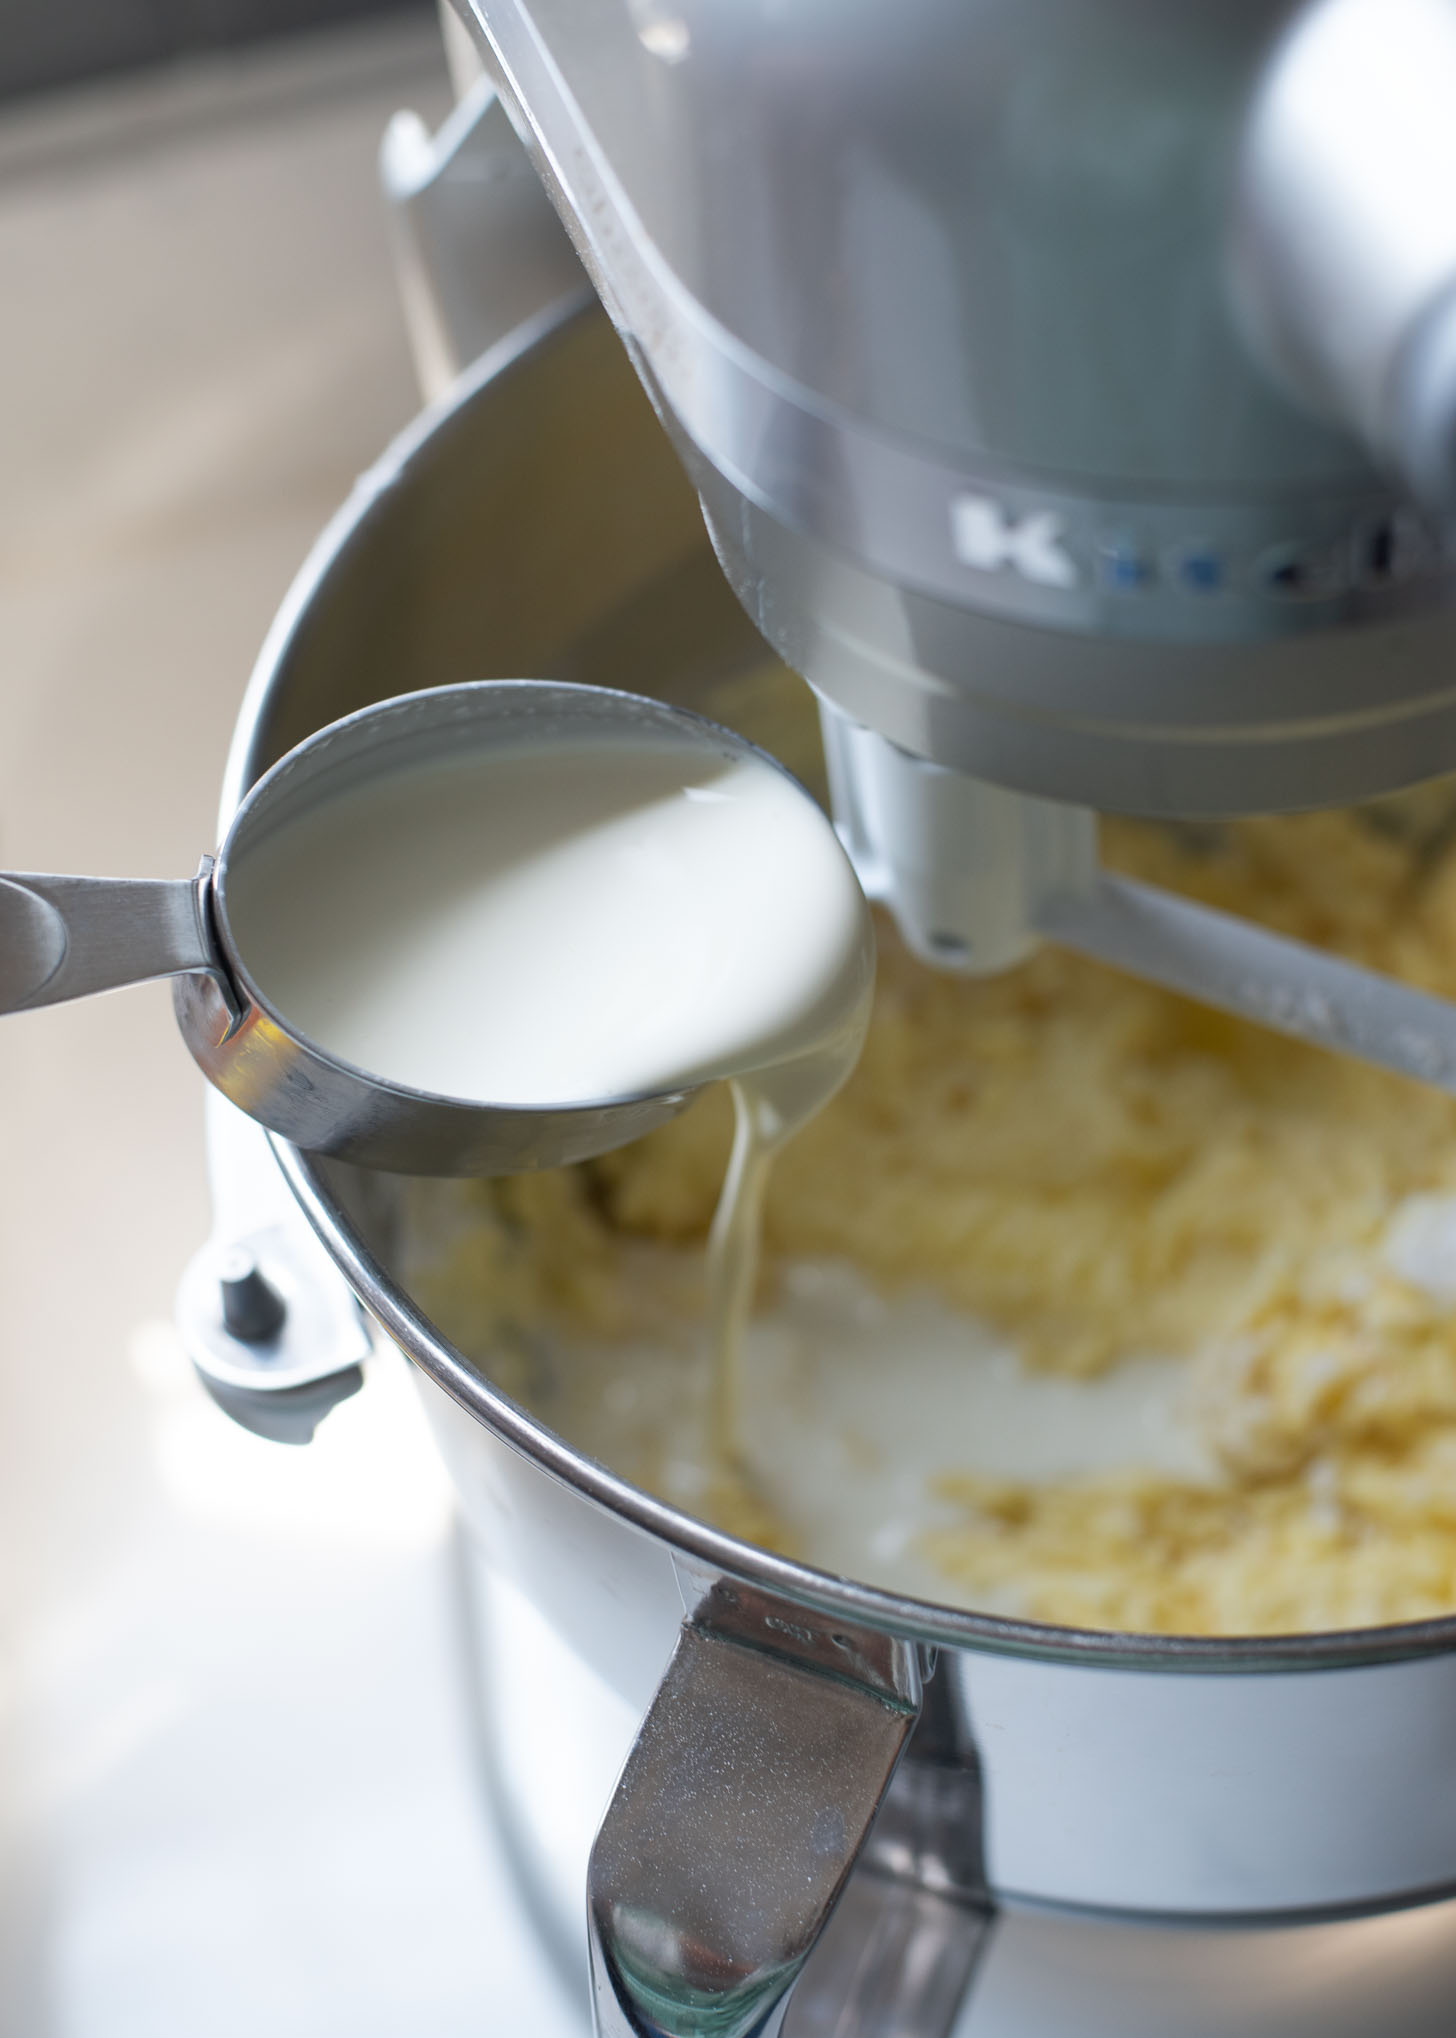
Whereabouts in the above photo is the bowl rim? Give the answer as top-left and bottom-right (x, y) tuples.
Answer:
(272, 1134), (1456, 1675)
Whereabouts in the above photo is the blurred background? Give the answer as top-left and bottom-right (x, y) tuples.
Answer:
(3, 0), (425, 104)
(0, 6), (577, 2030)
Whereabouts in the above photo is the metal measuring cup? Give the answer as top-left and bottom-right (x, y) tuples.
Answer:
(0, 680), (774, 1175)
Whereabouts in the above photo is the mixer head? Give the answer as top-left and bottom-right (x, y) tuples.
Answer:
(449, 0), (1456, 969)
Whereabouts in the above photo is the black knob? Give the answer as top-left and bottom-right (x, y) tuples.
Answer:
(218, 1249), (286, 1343)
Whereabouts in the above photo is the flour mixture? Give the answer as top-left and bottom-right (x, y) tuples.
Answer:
(401, 783), (1456, 1638)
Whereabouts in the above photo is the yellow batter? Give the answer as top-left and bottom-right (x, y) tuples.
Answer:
(409, 785), (1456, 1637)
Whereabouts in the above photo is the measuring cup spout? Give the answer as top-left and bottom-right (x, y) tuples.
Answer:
(0, 863), (239, 1021)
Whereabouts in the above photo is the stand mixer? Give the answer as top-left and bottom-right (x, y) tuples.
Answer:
(449, 0), (1456, 988)
(178, 3), (1456, 2032)
(425, 1), (1456, 2031)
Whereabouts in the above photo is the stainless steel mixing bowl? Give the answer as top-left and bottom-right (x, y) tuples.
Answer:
(212, 296), (1456, 2036)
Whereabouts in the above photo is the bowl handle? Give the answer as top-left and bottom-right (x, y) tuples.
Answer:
(588, 1575), (922, 2038)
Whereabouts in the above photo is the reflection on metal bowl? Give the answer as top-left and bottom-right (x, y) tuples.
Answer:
(216, 297), (1456, 2034)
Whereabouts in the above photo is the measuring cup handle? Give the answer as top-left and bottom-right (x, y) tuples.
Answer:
(0, 866), (227, 1016)
(588, 1577), (920, 2038)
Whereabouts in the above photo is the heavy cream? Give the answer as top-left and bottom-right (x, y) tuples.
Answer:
(225, 733), (875, 1486)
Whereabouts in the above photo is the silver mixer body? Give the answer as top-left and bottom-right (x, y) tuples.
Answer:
(450, 0), (1456, 823)
(189, 4), (1456, 2027)
(199, 301), (1456, 2035)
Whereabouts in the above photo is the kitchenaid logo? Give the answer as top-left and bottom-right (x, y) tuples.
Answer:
(950, 494), (1078, 588)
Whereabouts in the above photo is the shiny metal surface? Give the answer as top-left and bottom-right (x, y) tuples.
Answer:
(6, 676), (787, 1177)
(278, 1127), (1456, 1674)
(1233, 0), (1456, 511)
(588, 1581), (919, 2038)
(456, 1534), (1456, 2038)
(690, 458), (1456, 816)
(779, 1671), (993, 2038)
(829, 697), (1456, 1085)
(176, 1094), (376, 1444)
(288, 1156), (1456, 1899)
(178, 1221), (363, 1405)
(218, 295), (1456, 2035)
(787, 1859), (990, 2038)
(821, 708), (1099, 974)
(225, 293), (1456, 1670)
(453, 0), (1456, 813)
(200, 676), (764, 1173)
(1040, 869), (1456, 1089)
(947, 1895), (1456, 2037)
(0, 867), (224, 1015)
(462, 0), (1325, 486)
(379, 72), (586, 400)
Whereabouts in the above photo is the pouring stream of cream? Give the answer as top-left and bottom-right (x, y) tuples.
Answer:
(226, 732), (874, 1502)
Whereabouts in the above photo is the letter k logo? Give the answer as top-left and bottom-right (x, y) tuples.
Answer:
(950, 496), (1078, 589)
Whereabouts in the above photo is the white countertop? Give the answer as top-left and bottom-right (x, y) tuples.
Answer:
(0, 22), (581, 2032)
